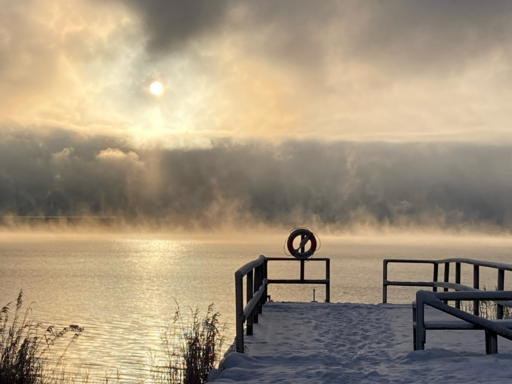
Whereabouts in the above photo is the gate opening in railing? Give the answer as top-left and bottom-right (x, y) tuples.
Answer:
(234, 255), (330, 353)
(234, 228), (330, 353)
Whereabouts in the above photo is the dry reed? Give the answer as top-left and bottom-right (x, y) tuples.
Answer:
(1, 292), (225, 384)
(151, 303), (226, 384)
(0, 291), (83, 384)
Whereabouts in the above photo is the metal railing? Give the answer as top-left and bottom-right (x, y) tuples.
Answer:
(414, 290), (512, 353)
(383, 258), (512, 317)
(235, 256), (330, 353)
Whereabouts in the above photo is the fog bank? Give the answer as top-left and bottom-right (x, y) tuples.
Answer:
(1, 129), (512, 231)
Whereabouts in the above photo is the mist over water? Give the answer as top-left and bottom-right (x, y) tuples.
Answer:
(2, 129), (512, 232)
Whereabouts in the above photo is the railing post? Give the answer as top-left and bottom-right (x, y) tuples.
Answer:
(412, 301), (417, 348)
(443, 262), (450, 304)
(443, 262), (450, 291)
(473, 265), (480, 316)
(455, 262), (461, 309)
(497, 269), (505, 320)
(433, 263), (439, 292)
(326, 259), (330, 303)
(299, 235), (305, 282)
(263, 258), (268, 305)
(254, 266), (260, 322)
(246, 270), (254, 335)
(257, 263), (263, 314)
(235, 272), (244, 353)
(415, 292), (426, 350)
(485, 331), (498, 354)
(383, 260), (388, 304)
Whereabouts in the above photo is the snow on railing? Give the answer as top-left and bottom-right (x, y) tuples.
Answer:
(235, 255), (268, 354)
(383, 258), (512, 317)
(234, 256), (330, 353)
(414, 290), (512, 354)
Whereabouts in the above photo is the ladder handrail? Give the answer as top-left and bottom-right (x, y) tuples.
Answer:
(415, 290), (512, 353)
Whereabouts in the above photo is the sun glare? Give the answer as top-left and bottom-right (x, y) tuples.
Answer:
(149, 81), (164, 96)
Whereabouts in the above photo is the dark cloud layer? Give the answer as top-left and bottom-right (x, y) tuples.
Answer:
(116, 0), (512, 74)
(114, 0), (231, 53)
(2, 129), (512, 230)
(344, 0), (512, 74)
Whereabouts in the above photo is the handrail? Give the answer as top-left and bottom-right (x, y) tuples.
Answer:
(235, 255), (267, 278)
(385, 258), (512, 272)
(235, 255), (268, 353)
(415, 290), (512, 353)
(235, 255), (330, 353)
(243, 278), (268, 320)
(383, 258), (511, 317)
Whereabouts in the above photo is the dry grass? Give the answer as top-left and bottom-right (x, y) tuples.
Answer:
(0, 291), (83, 384)
(151, 304), (226, 384)
(1, 293), (225, 384)
(460, 286), (512, 320)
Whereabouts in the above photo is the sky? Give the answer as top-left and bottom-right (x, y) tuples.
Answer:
(2, 0), (512, 230)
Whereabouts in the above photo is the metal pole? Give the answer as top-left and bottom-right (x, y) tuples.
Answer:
(412, 302), (417, 348)
(235, 273), (244, 353)
(443, 262), (450, 291)
(383, 260), (388, 304)
(300, 235), (305, 281)
(455, 262), (461, 309)
(497, 269), (505, 320)
(263, 258), (268, 305)
(326, 258), (330, 303)
(258, 264), (263, 315)
(474, 265), (480, 316)
(254, 265), (260, 322)
(485, 331), (498, 354)
(433, 263), (439, 292)
(246, 270), (254, 335)
(442, 262), (450, 304)
(415, 294), (425, 350)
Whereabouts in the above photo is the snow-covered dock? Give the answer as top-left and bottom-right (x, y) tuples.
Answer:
(211, 302), (512, 383)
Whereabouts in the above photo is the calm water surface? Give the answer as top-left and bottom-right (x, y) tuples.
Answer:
(1, 232), (512, 380)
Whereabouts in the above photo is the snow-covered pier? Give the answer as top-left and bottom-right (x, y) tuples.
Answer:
(213, 247), (512, 383)
(212, 302), (512, 383)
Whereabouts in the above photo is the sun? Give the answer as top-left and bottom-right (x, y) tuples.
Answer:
(149, 81), (164, 96)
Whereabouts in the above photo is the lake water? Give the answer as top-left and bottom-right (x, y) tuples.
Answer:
(1, 232), (512, 381)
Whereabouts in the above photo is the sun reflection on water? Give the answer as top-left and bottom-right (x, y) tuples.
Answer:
(3, 234), (512, 380)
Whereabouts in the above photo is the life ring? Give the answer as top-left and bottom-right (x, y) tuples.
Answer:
(287, 228), (317, 259)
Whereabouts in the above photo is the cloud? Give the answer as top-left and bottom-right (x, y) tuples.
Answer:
(342, 1), (512, 78)
(2, 128), (512, 230)
(112, 0), (512, 74)
(7, 1), (512, 233)
(3, 1), (512, 146)
(96, 148), (141, 163)
(114, 0), (231, 53)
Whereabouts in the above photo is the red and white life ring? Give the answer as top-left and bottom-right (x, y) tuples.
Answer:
(287, 228), (317, 259)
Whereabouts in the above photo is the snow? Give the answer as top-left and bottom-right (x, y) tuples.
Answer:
(210, 302), (512, 383)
